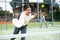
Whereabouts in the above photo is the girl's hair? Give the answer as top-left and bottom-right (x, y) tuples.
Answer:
(24, 5), (31, 10)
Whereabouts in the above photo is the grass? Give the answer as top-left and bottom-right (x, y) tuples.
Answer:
(0, 22), (60, 29)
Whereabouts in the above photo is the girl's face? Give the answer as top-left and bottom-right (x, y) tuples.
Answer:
(42, 12), (45, 16)
(40, 13), (43, 16)
(26, 8), (31, 14)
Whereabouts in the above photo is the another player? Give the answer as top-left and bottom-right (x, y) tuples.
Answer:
(40, 12), (48, 28)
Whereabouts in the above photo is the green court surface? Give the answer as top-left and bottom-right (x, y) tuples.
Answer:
(0, 27), (60, 40)
(0, 22), (60, 40)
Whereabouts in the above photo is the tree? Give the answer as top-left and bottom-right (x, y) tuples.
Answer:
(0, 10), (13, 19)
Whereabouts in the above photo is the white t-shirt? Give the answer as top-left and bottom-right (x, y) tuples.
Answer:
(16, 11), (35, 28)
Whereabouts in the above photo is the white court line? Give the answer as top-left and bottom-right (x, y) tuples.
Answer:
(0, 30), (60, 39)
(53, 25), (60, 26)
(48, 25), (60, 27)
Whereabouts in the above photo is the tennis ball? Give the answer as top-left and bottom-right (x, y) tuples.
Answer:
(41, 5), (45, 8)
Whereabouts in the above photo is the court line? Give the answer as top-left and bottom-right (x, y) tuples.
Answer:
(0, 30), (60, 39)
(53, 25), (60, 26)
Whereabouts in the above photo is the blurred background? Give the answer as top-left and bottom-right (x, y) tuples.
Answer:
(0, 0), (60, 29)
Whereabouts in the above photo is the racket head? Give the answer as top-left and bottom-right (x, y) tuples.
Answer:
(12, 18), (21, 28)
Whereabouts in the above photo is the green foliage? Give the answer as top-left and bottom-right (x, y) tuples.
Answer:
(0, 10), (12, 15)
(0, 10), (13, 19)
(53, 8), (60, 21)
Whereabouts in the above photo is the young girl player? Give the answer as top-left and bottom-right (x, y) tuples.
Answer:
(40, 12), (48, 28)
